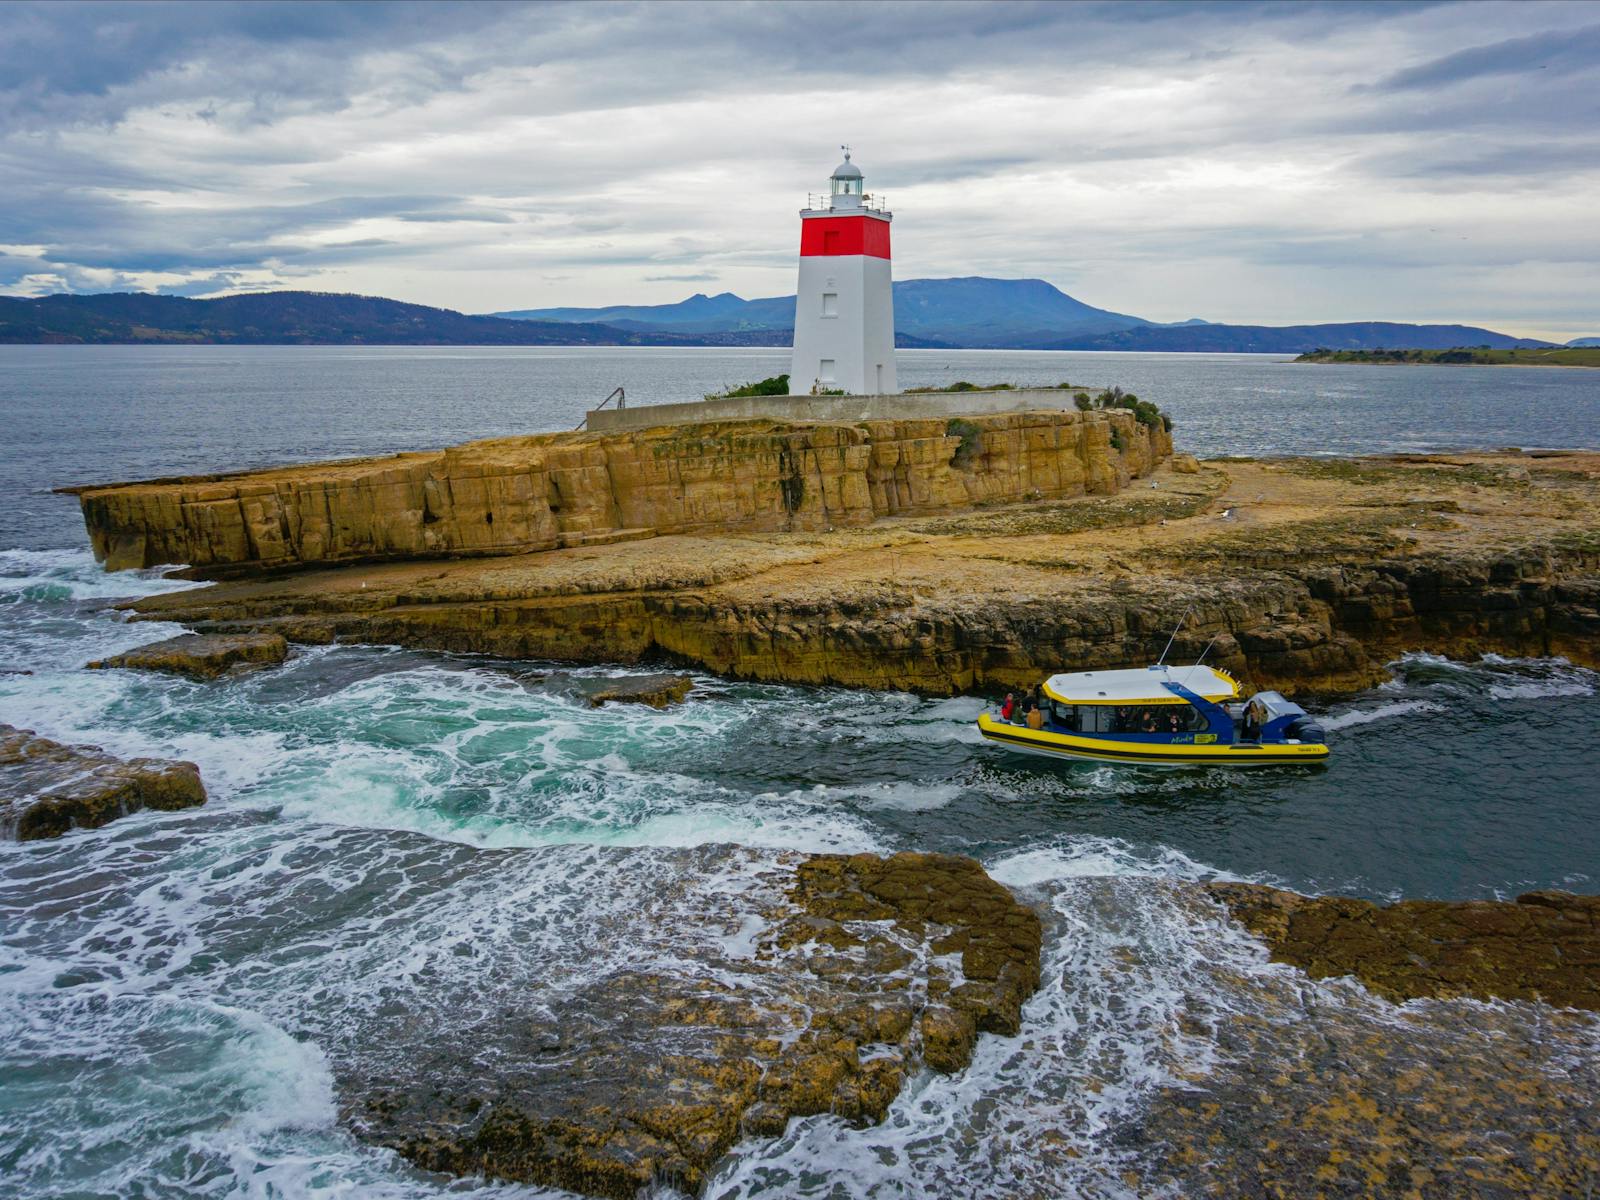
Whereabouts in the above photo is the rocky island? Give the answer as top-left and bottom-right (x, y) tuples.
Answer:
(63, 412), (1600, 698)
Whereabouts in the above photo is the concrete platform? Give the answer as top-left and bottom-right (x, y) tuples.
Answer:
(583, 388), (1091, 432)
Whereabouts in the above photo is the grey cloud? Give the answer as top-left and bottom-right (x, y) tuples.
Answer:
(1354, 138), (1600, 181)
(1375, 23), (1600, 90)
(395, 209), (518, 225)
(0, 0), (517, 127)
(153, 272), (272, 297)
(0, 0), (1595, 336)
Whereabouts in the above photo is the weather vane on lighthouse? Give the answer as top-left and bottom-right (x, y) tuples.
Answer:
(789, 147), (897, 396)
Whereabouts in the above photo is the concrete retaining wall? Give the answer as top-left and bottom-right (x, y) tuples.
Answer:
(584, 388), (1092, 433)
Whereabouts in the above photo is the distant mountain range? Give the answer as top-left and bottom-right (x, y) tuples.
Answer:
(495, 277), (1555, 352)
(0, 282), (1561, 352)
(0, 291), (724, 347)
(0, 290), (947, 349)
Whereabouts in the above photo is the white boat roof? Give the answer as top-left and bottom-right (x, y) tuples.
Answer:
(1042, 665), (1238, 704)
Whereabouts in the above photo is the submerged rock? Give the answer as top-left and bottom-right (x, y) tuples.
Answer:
(584, 673), (695, 709)
(1208, 882), (1600, 1009)
(1130, 880), (1600, 1199)
(344, 850), (1041, 1199)
(0, 724), (206, 840)
(86, 631), (288, 680)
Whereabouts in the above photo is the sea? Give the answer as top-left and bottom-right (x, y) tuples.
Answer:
(1, 346), (1598, 1198)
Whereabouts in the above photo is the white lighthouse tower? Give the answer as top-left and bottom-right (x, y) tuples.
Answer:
(790, 148), (896, 396)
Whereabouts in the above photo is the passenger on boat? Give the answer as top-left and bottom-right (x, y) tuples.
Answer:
(1141, 710), (1159, 733)
(1243, 699), (1263, 741)
(1000, 693), (1016, 722)
(1115, 707), (1132, 733)
(1167, 711), (1182, 733)
(1026, 704), (1045, 730)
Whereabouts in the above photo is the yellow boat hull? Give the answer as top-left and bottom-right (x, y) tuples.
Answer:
(977, 713), (1329, 767)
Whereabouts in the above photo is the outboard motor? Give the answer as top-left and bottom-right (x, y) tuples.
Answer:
(1245, 691), (1328, 745)
(1285, 715), (1327, 745)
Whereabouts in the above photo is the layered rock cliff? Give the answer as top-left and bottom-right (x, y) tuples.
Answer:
(64, 410), (1170, 573)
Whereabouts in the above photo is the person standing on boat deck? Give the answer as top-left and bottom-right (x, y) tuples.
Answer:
(1000, 693), (1015, 722)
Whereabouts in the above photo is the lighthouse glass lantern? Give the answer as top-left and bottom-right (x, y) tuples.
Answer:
(790, 148), (896, 396)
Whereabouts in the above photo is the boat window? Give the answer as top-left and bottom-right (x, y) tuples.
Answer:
(1048, 700), (1079, 730)
(1075, 706), (1118, 734)
(1069, 704), (1214, 733)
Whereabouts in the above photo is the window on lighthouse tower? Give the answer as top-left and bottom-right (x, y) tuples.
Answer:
(831, 176), (862, 197)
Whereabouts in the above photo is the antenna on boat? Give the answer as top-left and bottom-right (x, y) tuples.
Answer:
(1155, 606), (1193, 670)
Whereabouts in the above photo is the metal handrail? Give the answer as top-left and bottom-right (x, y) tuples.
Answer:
(576, 386), (625, 430)
(804, 193), (890, 214)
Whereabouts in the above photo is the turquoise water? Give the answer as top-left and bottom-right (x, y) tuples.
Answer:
(1, 348), (1597, 1197)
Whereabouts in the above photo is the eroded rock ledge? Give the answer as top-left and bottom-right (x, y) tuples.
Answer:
(86, 631), (288, 679)
(1209, 882), (1600, 1009)
(347, 851), (1041, 1198)
(1137, 879), (1600, 1198)
(0, 724), (206, 840)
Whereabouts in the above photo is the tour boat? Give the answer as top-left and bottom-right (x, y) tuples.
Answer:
(976, 664), (1329, 767)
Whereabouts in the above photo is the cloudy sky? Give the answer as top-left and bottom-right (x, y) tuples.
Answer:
(2, 0), (1596, 339)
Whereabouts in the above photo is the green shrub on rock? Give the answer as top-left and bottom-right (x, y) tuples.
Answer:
(706, 374), (790, 400)
(946, 418), (983, 468)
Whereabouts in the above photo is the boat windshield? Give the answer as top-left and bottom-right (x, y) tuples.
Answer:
(1049, 701), (1210, 734)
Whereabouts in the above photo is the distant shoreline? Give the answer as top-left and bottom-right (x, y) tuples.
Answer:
(1295, 347), (1599, 368)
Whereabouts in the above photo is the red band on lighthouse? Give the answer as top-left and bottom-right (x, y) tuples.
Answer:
(799, 215), (891, 259)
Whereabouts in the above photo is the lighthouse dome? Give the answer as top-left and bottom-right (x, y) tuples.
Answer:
(829, 149), (865, 206)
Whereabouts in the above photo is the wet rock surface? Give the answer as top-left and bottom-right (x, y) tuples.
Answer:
(1209, 882), (1600, 1009)
(86, 631), (288, 679)
(957, 873), (1600, 1200)
(344, 849), (1042, 1199)
(1135, 882), (1600, 1198)
(0, 724), (206, 840)
(583, 672), (695, 709)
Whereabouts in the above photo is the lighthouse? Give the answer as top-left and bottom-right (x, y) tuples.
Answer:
(790, 148), (896, 396)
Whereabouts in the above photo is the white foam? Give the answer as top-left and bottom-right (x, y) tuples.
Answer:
(1487, 678), (1595, 700)
(989, 835), (1244, 888)
(1385, 652), (1598, 702)
(1320, 699), (1443, 731)
(710, 864), (1281, 1198)
(0, 547), (201, 602)
(781, 779), (966, 812)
